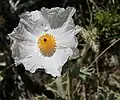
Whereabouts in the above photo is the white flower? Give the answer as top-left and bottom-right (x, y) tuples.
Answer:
(9, 7), (81, 77)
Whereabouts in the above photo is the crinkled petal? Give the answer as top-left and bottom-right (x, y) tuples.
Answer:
(55, 33), (79, 59)
(54, 18), (82, 36)
(49, 28), (78, 48)
(11, 40), (39, 65)
(9, 23), (38, 64)
(9, 22), (37, 43)
(56, 34), (78, 48)
(21, 48), (73, 77)
(20, 10), (50, 36)
(69, 48), (79, 59)
(41, 7), (76, 29)
(50, 27), (80, 59)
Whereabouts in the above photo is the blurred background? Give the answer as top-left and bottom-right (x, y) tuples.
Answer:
(0, 0), (120, 100)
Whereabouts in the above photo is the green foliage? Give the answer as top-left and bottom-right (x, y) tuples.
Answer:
(95, 11), (120, 37)
(79, 67), (94, 81)
(37, 96), (46, 100)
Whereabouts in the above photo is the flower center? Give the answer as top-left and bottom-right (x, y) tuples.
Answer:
(37, 33), (56, 57)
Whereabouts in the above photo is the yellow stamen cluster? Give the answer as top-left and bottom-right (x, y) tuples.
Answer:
(37, 33), (56, 57)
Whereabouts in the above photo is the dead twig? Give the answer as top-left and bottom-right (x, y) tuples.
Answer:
(88, 38), (120, 68)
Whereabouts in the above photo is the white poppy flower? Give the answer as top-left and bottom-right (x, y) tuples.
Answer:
(9, 7), (81, 77)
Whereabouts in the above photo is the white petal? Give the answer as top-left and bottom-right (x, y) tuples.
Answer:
(41, 7), (76, 29)
(40, 48), (73, 76)
(56, 34), (78, 48)
(9, 23), (38, 64)
(9, 22), (37, 43)
(20, 10), (50, 36)
(56, 17), (81, 36)
(11, 40), (38, 65)
(69, 48), (79, 59)
(48, 27), (78, 48)
(20, 52), (43, 73)
(21, 48), (73, 77)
